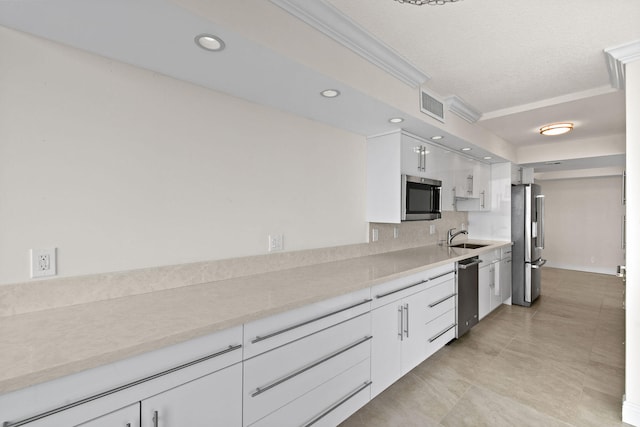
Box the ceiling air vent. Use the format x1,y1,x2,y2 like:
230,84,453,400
420,89,445,123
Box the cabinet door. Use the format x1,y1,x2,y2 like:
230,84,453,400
475,162,491,210
76,404,139,427
401,137,424,176
400,290,429,376
500,257,512,303
478,265,491,320
371,302,403,398
141,363,242,427
489,262,503,311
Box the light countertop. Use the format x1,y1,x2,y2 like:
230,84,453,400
0,240,510,395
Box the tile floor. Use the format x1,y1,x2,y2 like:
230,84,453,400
340,267,628,427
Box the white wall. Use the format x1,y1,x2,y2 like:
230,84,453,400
624,59,640,426
539,176,625,275
0,27,368,285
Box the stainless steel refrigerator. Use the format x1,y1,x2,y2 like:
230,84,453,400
511,184,546,307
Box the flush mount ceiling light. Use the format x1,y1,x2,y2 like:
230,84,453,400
195,34,225,52
389,117,404,123
539,122,574,136
483,156,492,160
320,89,341,98
430,135,444,140
394,0,462,5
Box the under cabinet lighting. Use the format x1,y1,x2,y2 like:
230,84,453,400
430,135,444,140
483,156,492,160
195,34,225,51
461,147,472,151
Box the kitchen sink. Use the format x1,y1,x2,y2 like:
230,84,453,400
449,243,488,249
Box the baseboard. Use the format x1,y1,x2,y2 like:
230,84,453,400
623,398,640,426
544,262,617,276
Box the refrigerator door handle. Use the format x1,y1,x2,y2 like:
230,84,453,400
531,258,547,269
535,195,545,249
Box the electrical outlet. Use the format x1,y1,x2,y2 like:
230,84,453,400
371,228,378,242
429,224,436,235
393,227,399,239
30,248,57,278
268,234,284,252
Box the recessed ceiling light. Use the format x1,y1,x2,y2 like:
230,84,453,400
483,156,492,160
389,117,404,123
461,147,472,151
195,34,225,52
321,89,341,98
430,135,444,140
539,122,574,136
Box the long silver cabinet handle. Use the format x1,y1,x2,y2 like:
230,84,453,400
428,270,455,281
375,280,428,299
2,344,242,427
251,336,372,397
404,304,409,338
251,299,372,344
303,381,372,427
428,293,457,308
152,411,159,427
428,324,457,343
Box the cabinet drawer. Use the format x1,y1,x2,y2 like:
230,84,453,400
244,288,371,359
479,249,500,265
371,263,454,309
249,358,370,427
243,313,371,426
422,276,456,323
424,309,456,359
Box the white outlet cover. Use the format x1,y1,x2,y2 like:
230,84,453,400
268,234,284,252
30,248,57,278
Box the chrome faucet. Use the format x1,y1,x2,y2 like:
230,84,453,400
447,228,468,245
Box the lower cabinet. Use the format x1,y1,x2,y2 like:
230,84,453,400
479,247,512,320
77,404,139,427
243,312,371,427
371,265,456,398
141,363,242,427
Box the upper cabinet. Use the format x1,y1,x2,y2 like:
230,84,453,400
367,131,492,222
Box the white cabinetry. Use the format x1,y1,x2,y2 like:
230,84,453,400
6,327,243,427
371,263,455,397
367,131,457,223
243,288,371,427
478,249,501,320
479,247,512,319
499,247,512,304
455,160,491,211
141,363,242,427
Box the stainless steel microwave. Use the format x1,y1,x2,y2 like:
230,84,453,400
401,175,442,221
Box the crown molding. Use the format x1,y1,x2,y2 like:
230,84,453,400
270,0,430,88
604,40,640,89
445,95,481,123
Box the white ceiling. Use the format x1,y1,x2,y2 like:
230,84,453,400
1,0,639,176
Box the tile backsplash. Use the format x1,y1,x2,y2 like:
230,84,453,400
0,212,467,317
369,211,469,250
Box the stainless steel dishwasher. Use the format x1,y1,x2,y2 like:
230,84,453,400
456,256,481,338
